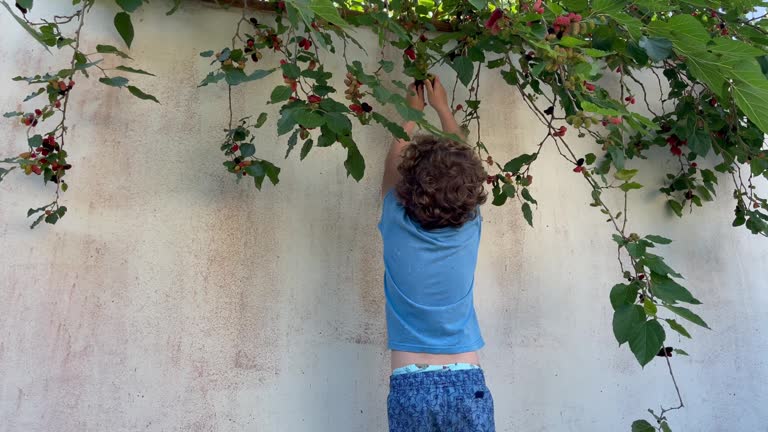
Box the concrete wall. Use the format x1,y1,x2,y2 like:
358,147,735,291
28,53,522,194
1,2,766,431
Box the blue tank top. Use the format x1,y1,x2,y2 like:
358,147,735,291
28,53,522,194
378,189,485,354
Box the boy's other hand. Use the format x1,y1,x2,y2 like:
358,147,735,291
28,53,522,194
406,83,426,112
424,76,449,114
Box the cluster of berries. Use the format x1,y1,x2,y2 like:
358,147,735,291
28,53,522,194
666,135,687,156
573,157,586,173
552,12,582,33
344,72,373,116
19,135,71,180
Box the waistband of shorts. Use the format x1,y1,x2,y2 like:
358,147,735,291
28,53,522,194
389,367,486,390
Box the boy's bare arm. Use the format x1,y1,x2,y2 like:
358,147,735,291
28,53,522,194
425,77,465,140
381,84,424,199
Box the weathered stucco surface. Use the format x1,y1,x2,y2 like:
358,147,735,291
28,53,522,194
1,2,767,431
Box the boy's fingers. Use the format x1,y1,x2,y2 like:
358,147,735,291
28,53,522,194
424,79,434,95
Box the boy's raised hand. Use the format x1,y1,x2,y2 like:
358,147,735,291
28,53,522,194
424,76,449,114
406,83,426,112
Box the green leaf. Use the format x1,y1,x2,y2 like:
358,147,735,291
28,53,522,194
468,0,487,9
340,135,365,181
625,242,646,259
521,202,533,227
198,71,224,87
581,101,622,117
256,112,268,128
28,135,43,148
645,235,672,245
631,420,656,432
239,142,256,158
309,0,350,29
0,1,51,53
99,76,129,87
650,272,700,305
492,186,507,206
591,0,624,15
96,44,132,59
300,138,313,160
451,56,474,87
629,320,665,366
732,63,768,135
4,111,24,118
115,65,155,76
502,183,516,198
673,348,689,356
610,283,639,310
263,160,280,185
285,130,299,158
643,298,657,316
614,169,638,181
116,0,142,12
612,305,645,346
639,36,672,62
16,0,32,8
503,153,537,174
114,12,134,48
642,254,682,279
620,182,643,192
295,110,325,129
325,112,352,135
558,36,586,47
665,319,691,338
668,200,683,217
521,188,537,204
696,185,713,202
372,112,409,140
271,86,293,103
281,63,301,79
127,86,159,103
687,128,711,157
200,50,214,57
664,305,710,329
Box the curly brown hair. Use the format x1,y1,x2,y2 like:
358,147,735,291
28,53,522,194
395,135,488,230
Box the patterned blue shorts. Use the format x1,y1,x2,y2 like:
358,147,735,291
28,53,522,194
388,367,495,432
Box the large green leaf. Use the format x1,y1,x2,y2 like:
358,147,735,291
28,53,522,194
96,44,132,59
610,283,639,310
325,112,352,135
116,0,142,12
639,36,672,62
612,305,645,346
687,128,711,157
295,110,325,128
521,202,533,227
115,65,155,76
732,63,768,135
99,76,129,87
451,56,474,87
127,86,159,103
309,0,350,29
339,135,365,181
664,304,710,329
628,319,665,366
503,153,537,174
114,12,135,48
665,319,691,338
631,420,656,432
271,86,293,103
650,272,700,305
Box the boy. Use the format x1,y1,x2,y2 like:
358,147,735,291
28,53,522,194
379,76,495,431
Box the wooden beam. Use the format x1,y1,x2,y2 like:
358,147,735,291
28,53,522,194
199,0,456,32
